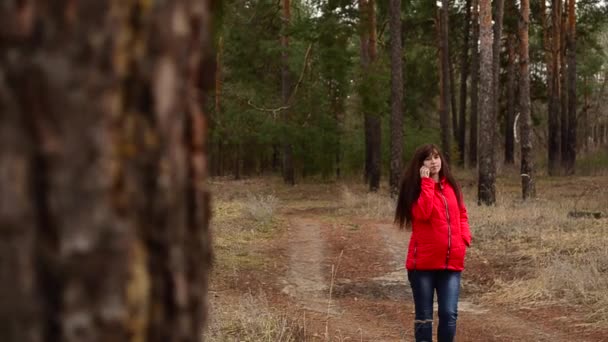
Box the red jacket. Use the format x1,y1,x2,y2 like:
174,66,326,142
405,177,472,271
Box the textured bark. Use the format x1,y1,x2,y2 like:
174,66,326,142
519,0,535,199
547,0,561,175
469,0,480,168
0,2,215,342
505,32,516,164
478,0,496,205
458,0,472,167
389,0,403,197
282,0,295,185
564,0,577,175
438,0,452,163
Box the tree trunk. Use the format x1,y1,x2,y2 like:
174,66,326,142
582,76,589,152
492,0,505,158
505,33,516,164
282,0,295,185
0,2,215,342
478,0,496,205
450,54,458,147
469,0,480,168
212,35,224,177
560,1,569,172
458,0,472,167
547,0,561,175
565,0,577,175
438,0,452,163
360,0,371,183
389,0,404,197
519,0,535,199
368,0,381,192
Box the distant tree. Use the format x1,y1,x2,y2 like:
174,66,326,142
505,31,517,164
545,0,562,175
564,0,577,175
458,0,472,166
389,0,404,197
282,0,295,185
360,0,381,191
469,0,480,168
478,0,496,205
492,0,505,157
438,0,452,163
519,0,535,199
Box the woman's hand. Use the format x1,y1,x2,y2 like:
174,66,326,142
420,166,430,178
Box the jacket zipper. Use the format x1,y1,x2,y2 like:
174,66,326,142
413,241,418,270
439,183,451,269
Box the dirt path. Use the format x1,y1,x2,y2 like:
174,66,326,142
281,217,334,314
276,208,600,341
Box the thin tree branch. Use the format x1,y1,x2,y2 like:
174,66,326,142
237,42,314,118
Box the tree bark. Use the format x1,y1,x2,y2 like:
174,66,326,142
519,0,535,199
469,0,480,168
565,0,577,175
458,0,472,167
0,2,215,342
438,0,452,163
389,0,404,197
282,0,295,185
478,0,496,205
505,32,516,164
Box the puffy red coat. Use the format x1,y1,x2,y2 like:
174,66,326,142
405,177,472,271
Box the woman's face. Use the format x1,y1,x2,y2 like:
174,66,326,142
423,151,442,175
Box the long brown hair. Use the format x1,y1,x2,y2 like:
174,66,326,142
394,144,462,229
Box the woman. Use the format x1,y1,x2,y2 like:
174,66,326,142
395,144,472,342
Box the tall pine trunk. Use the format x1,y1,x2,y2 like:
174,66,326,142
560,1,569,172
360,0,371,183
492,0,505,160
547,0,561,175
565,0,577,174
519,0,535,199
458,0,472,167
213,36,224,177
478,0,496,205
505,32,516,164
0,2,215,341
368,0,381,191
360,0,380,191
469,0,480,168
438,0,452,163
389,0,404,197
282,0,295,185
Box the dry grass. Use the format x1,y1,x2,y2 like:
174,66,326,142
466,176,608,324
242,193,280,226
208,174,608,335
204,293,304,342
339,185,395,220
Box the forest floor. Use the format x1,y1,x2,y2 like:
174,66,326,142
205,171,608,341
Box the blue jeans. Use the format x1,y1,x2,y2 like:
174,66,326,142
407,270,462,342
